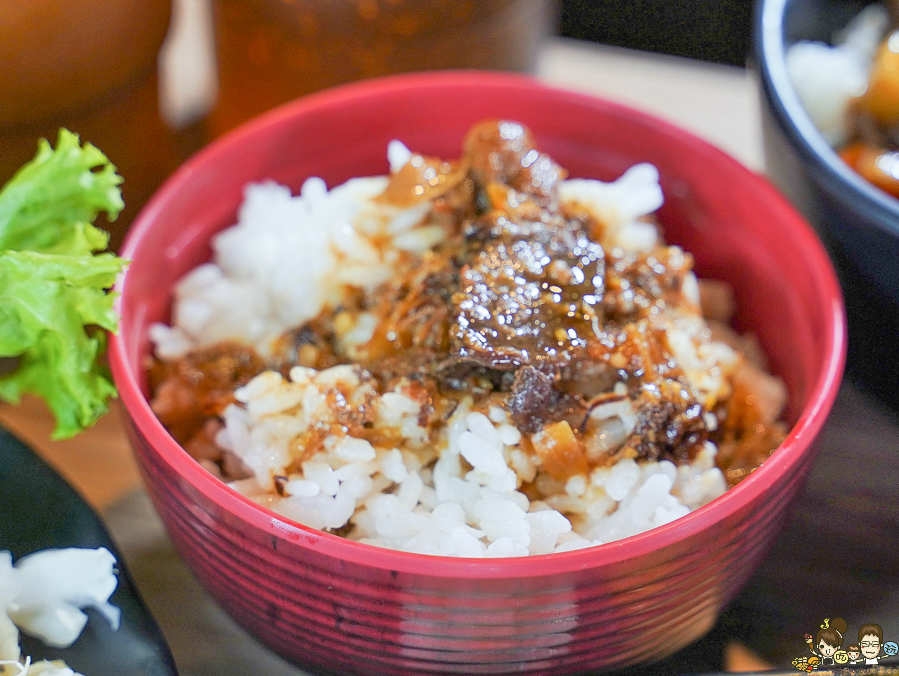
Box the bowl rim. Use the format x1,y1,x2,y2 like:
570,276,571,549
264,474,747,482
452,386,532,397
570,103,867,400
754,0,899,239
109,70,846,578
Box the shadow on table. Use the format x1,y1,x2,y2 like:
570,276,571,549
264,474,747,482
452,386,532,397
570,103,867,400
104,490,307,676
720,384,899,666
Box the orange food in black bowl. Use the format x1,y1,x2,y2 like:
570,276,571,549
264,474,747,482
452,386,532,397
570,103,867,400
755,0,899,408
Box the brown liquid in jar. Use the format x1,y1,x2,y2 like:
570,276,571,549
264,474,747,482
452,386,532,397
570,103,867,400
207,0,556,137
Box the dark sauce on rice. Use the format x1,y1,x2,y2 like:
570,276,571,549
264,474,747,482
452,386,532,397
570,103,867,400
149,120,787,495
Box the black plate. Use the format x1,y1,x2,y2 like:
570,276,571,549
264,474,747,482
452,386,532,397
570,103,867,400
0,426,178,676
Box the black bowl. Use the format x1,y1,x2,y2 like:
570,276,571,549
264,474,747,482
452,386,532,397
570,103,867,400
755,0,899,408
0,426,178,676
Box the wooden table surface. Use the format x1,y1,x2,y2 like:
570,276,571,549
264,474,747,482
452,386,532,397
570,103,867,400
4,38,897,676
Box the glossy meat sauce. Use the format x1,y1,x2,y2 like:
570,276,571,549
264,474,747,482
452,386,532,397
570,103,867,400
150,120,784,486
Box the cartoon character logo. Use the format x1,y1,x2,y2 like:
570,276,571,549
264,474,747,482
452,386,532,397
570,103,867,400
857,623,898,665
809,618,848,667
794,619,896,670
793,656,820,673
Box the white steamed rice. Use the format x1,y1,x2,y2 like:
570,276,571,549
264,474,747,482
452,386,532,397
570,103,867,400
150,142,785,557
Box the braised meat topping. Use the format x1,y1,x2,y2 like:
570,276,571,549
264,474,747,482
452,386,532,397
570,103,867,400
603,247,692,324
624,378,708,463
148,342,266,444
149,120,785,486
356,248,458,363
463,120,565,209
506,365,560,433
451,216,604,371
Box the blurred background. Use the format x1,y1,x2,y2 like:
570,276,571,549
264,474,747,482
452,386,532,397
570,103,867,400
0,0,755,252
560,0,753,65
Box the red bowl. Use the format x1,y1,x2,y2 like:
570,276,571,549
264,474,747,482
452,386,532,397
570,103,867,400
109,71,845,675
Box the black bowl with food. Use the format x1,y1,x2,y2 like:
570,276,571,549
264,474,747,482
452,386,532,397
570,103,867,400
755,0,899,407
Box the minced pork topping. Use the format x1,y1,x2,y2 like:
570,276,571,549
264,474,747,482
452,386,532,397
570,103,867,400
148,120,787,557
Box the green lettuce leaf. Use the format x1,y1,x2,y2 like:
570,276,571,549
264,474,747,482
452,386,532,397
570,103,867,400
0,130,126,438
0,128,123,256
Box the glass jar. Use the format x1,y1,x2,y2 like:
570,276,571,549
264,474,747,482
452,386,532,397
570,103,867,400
207,0,556,136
